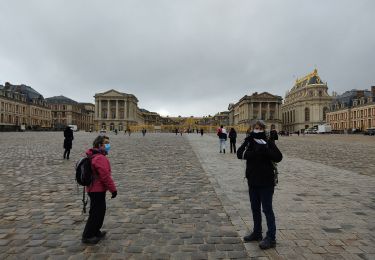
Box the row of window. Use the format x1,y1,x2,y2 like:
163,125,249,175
0,113,51,126
0,100,51,117
283,107,329,123
328,108,375,121
0,91,27,102
1,102,27,114
332,119,374,130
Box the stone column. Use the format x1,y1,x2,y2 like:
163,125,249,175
116,100,119,120
258,102,262,119
107,100,110,119
124,100,127,119
250,103,254,122
267,102,270,120
95,101,98,119
98,99,102,119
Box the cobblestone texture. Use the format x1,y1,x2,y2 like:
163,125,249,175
0,132,247,259
1,132,374,259
189,133,375,259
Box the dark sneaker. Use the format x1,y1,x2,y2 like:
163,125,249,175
96,231,107,238
243,232,263,242
81,236,101,244
259,237,276,249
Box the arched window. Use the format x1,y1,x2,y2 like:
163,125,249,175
323,107,329,121
305,107,310,122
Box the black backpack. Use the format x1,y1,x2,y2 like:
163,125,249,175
75,154,98,213
75,156,94,186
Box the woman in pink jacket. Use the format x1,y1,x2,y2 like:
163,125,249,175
82,135,117,244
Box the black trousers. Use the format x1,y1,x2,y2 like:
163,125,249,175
249,186,276,240
63,149,70,159
230,140,236,153
82,192,106,238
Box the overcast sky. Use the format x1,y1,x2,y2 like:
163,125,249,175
1,0,374,116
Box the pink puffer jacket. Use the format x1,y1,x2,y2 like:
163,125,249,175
85,148,117,193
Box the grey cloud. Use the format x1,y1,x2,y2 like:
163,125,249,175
0,0,374,116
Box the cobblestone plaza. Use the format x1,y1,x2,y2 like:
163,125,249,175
0,132,374,259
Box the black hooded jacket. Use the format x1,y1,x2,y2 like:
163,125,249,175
237,132,282,187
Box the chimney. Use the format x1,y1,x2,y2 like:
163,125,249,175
356,90,364,98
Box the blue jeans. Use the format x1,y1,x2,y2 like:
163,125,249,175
248,186,276,240
219,139,226,152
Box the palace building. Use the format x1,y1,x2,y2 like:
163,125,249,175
94,89,142,131
326,87,375,132
281,69,332,132
46,95,95,131
0,82,52,131
228,92,283,130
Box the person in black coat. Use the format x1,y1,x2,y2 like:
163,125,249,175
269,124,279,141
237,120,282,250
63,126,74,159
228,128,237,153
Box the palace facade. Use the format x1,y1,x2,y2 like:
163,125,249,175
326,87,375,132
94,89,142,131
46,96,95,131
228,92,283,130
0,82,52,131
281,69,332,132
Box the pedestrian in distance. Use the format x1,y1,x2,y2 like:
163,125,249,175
63,126,74,159
82,135,117,244
142,128,147,136
228,127,237,153
200,128,204,136
217,125,228,153
237,120,283,250
175,128,178,135
269,124,278,141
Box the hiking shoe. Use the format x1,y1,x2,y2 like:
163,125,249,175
81,236,101,244
259,237,276,249
243,232,263,242
96,231,107,238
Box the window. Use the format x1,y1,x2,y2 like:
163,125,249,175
305,107,310,121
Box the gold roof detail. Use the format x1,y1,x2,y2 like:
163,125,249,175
292,68,323,91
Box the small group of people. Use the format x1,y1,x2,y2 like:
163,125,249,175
217,125,237,154
174,128,205,136
69,121,282,250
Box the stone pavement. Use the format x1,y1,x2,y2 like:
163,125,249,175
0,132,248,259
187,133,375,259
0,132,374,259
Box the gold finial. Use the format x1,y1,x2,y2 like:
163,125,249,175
313,68,318,75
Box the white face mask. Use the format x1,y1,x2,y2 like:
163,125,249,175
253,129,264,133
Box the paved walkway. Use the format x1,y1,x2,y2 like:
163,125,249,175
0,132,374,259
0,132,248,259
187,134,375,259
